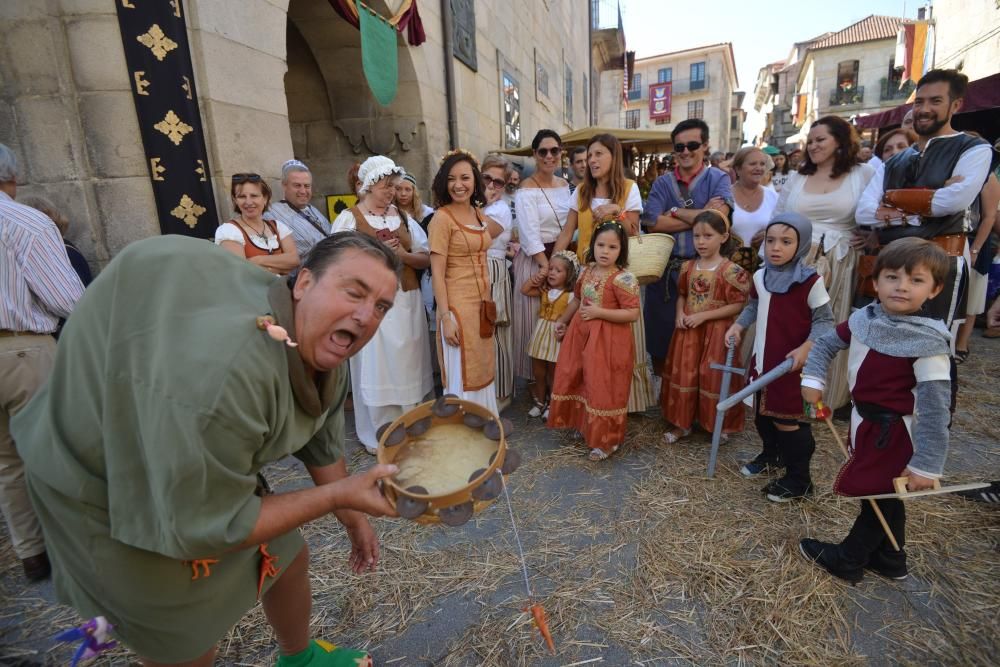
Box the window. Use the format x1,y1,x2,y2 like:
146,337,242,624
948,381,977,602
628,72,642,101
502,71,521,149
625,109,640,129
687,100,704,119
564,64,573,124
690,62,705,90
730,114,738,130
837,60,859,90
658,67,672,83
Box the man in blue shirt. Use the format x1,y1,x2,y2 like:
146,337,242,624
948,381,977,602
642,119,733,375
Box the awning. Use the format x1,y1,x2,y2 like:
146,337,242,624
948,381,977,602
855,72,1000,130
501,126,673,156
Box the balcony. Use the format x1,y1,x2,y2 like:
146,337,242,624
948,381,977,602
880,78,915,102
670,75,710,95
591,0,622,30
627,88,642,101
829,85,864,106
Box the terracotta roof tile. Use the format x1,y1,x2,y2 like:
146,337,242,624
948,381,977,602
811,15,904,50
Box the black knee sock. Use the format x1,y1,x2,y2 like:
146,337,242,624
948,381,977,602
777,424,815,490
754,414,780,461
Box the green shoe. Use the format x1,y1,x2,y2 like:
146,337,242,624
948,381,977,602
275,640,372,667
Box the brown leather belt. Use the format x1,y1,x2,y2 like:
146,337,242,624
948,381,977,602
931,233,965,257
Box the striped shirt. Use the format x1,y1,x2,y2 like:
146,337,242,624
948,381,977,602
1,191,84,333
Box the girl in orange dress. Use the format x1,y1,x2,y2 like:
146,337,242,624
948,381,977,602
547,221,640,461
662,211,750,444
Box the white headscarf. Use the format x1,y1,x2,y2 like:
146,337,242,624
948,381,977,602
357,156,404,195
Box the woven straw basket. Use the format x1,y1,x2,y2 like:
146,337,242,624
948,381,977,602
627,233,675,285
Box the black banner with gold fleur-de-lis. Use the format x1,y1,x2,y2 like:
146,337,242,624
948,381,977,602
116,0,218,238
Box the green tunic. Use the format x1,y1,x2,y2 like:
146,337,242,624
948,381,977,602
11,236,347,663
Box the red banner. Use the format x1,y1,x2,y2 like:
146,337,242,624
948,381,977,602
649,82,671,121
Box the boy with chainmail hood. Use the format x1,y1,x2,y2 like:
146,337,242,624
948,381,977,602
799,238,952,583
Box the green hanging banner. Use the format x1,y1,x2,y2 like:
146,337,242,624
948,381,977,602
358,2,398,106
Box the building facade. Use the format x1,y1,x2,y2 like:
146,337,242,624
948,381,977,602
0,0,616,269
610,43,741,153
791,15,908,140
932,0,1000,81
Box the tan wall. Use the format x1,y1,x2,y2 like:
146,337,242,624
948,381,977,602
811,40,900,121
933,0,1000,80
622,48,737,153
0,0,152,268
0,0,595,267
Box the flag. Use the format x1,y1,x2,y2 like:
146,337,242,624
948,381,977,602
899,20,933,86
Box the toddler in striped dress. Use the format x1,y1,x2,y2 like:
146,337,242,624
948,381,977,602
523,251,579,418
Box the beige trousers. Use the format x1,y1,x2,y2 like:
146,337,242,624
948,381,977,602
0,333,55,559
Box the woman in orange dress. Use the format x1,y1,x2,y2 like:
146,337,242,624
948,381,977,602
428,150,505,413
662,211,750,443
548,221,640,461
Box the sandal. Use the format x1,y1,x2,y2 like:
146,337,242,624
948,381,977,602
527,399,547,418
588,446,618,461
955,349,970,364
662,428,691,445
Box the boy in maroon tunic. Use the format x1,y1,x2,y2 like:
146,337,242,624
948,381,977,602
799,238,952,582
726,212,834,501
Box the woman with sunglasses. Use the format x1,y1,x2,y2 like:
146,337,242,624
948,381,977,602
215,173,299,275
554,133,655,412
482,154,516,410
772,115,875,410
511,130,572,382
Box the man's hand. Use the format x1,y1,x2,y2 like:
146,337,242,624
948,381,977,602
849,229,878,250
705,197,728,213
331,464,399,518
801,386,823,406
901,468,938,492
341,514,380,574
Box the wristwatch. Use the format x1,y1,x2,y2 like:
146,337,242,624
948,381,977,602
669,206,679,218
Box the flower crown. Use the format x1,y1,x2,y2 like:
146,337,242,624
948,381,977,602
551,249,580,272
439,148,480,170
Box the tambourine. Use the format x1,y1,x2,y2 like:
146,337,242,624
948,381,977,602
376,395,522,526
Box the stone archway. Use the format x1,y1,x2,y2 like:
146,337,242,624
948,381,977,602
284,0,434,207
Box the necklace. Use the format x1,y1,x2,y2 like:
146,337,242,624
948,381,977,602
240,217,270,246
362,202,391,228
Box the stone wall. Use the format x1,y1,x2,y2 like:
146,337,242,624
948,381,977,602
0,0,597,268
0,0,156,269
933,0,1000,81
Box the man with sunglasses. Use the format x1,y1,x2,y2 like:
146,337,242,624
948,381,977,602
642,119,734,376
856,69,991,331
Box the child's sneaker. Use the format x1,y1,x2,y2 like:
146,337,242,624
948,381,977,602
799,539,863,584
763,478,813,502
740,454,780,478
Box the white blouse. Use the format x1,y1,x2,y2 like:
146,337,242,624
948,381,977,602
569,182,643,213
732,187,779,246
330,207,429,253
484,199,513,259
514,186,572,256
214,219,293,252
773,163,875,260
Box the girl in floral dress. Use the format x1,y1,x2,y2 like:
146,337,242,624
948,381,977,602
662,211,750,444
